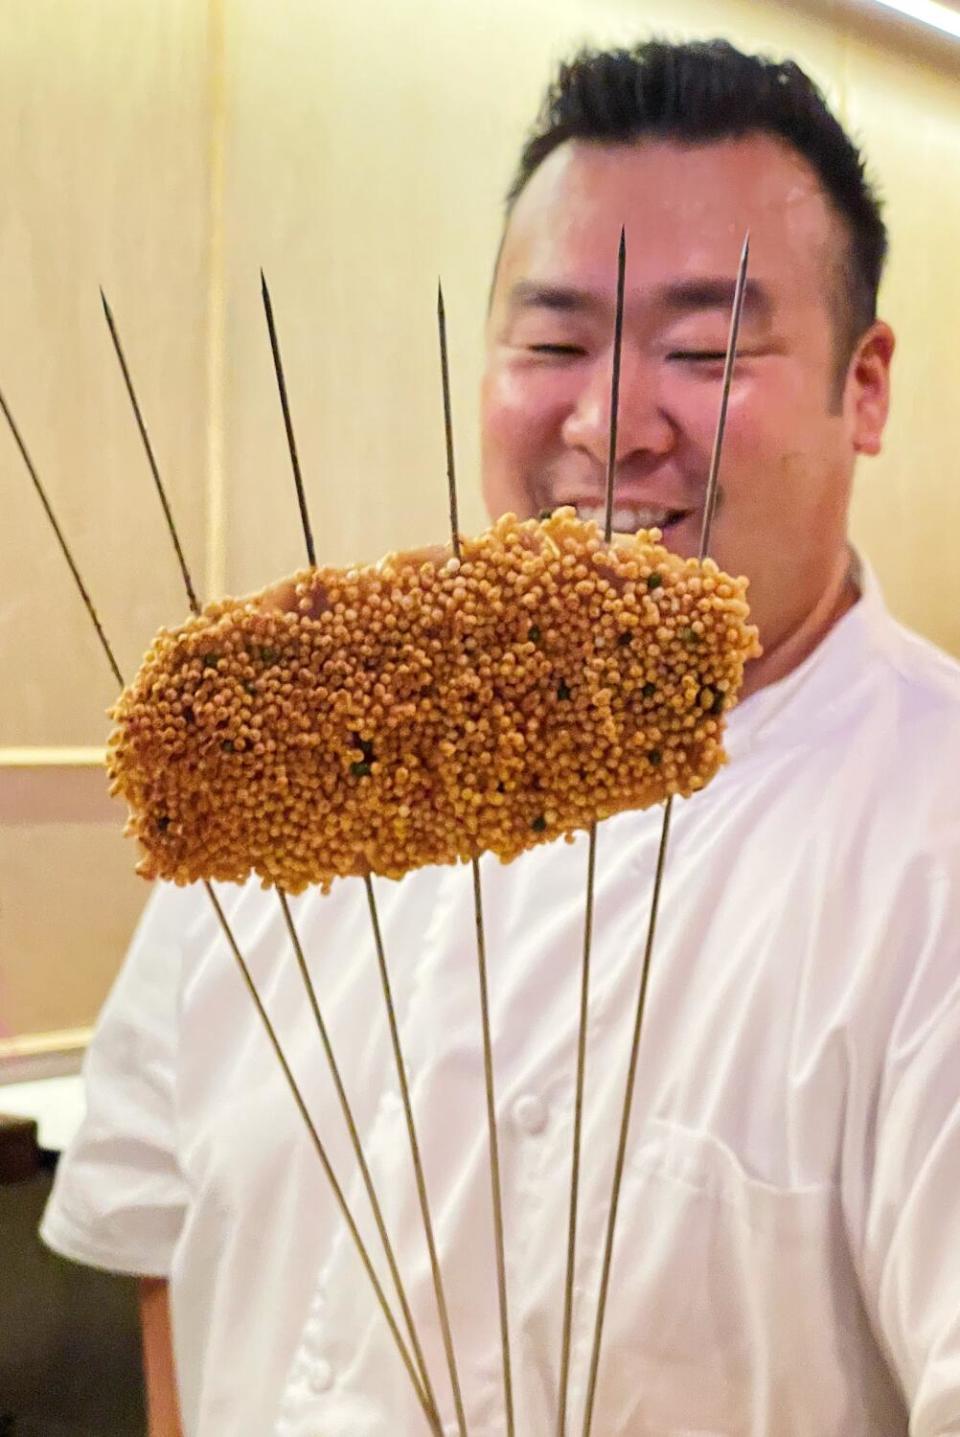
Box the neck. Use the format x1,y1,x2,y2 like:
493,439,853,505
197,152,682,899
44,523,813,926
739,550,859,701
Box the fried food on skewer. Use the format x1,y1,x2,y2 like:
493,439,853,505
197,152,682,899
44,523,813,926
106,508,759,893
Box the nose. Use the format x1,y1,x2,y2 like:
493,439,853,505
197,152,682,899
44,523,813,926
560,346,674,469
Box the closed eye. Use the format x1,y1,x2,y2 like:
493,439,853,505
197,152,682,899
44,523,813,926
667,350,733,363
528,343,586,357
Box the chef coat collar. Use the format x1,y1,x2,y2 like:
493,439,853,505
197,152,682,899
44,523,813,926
723,548,888,763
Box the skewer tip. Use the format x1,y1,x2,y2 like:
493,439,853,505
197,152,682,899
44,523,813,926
437,280,445,317
618,224,626,258
260,268,270,299
99,286,113,321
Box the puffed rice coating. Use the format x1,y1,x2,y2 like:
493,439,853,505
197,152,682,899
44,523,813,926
106,508,760,893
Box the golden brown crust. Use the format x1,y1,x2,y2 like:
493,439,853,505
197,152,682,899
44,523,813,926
107,509,759,893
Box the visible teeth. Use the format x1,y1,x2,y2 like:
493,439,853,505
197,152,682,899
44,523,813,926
574,504,680,533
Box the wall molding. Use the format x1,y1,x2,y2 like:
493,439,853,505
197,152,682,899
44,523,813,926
0,747,106,768
0,1026,92,1084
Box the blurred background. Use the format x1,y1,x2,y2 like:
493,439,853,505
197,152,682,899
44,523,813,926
0,1,957,1429
1,0,958,1094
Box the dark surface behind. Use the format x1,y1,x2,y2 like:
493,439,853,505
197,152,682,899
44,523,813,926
0,1161,144,1436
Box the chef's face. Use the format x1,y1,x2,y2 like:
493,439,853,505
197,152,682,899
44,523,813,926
482,135,892,657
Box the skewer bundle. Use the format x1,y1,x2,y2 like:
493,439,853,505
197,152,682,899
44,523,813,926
5,232,753,1436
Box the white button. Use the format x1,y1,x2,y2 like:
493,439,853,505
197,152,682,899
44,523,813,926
513,1093,548,1135
309,1358,334,1394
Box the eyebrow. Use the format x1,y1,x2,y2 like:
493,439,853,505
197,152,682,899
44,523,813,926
507,281,602,315
506,276,773,321
657,277,773,320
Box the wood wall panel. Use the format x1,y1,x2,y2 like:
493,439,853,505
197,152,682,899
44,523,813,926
2,0,959,1039
843,39,960,655
1,0,211,1037
0,0,212,749
0,769,148,1036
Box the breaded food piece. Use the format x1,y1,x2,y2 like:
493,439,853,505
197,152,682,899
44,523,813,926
107,509,760,893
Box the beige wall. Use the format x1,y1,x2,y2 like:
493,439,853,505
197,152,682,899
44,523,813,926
1,0,214,1040
2,0,959,1040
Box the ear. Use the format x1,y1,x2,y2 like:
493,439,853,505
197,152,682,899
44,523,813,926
846,321,895,457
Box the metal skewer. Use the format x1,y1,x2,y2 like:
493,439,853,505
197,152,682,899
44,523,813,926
0,388,123,689
18,216,749,1430
261,270,316,567
580,232,751,1437
438,281,516,1437
260,273,463,1435
201,883,438,1434
0,388,436,1430
363,872,469,1435
277,890,441,1427
602,230,628,546
100,293,442,1431
100,290,200,614
556,225,626,1437
438,286,460,550
699,236,751,561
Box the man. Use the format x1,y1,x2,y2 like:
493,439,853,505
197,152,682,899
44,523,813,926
42,38,960,1436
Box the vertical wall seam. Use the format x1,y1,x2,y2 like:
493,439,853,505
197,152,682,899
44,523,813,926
205,0,227,599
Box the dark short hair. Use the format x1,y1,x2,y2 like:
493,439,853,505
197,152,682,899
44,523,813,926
507,39,887,368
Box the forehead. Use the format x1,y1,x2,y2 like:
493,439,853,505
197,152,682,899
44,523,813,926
495,135,840,309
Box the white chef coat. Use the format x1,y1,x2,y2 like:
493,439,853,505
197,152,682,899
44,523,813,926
41,564,960,1437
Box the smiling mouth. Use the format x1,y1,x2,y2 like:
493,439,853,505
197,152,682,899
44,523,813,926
564,501,694,535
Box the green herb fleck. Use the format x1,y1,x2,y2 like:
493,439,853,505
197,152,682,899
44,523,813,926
556,679,572,701
531,814,547,833
680,627,700,646
642,682,656,698
351,732,376,763
647,749,662,766
528,625,541,644
202,653,221,669
157,815,171,832
646,573,663,591
350,761,372,778
243,681,257,697
221,740,235,753
617,631,632,647
259,646,279,665
538,507,554,521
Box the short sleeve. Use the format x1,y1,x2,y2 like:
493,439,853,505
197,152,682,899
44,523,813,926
40,881,203,1278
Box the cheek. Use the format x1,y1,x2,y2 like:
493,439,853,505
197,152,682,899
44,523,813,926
480,363,572,509
719,389,782,473
712,382,845,533
672,369,811,480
